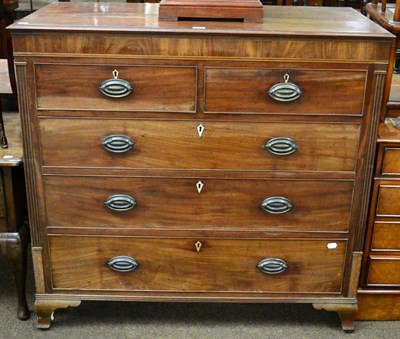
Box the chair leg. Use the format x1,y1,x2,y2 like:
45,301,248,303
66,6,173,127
11,223,30,320
0,101,8,148
0,223,30,320
395,57,400,74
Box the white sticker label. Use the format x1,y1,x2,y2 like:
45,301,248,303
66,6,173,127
327,243,337,249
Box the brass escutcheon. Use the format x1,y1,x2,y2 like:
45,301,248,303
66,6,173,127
283,73,290,83
196,181,204,194
195,241,202,252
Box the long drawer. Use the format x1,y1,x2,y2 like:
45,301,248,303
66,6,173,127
39,118,360,172
34,63,197,113
48,236,347,293
204,67,367,115
43,176,353,232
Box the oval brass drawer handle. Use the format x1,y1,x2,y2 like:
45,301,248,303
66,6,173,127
257,258,288,275
268,73,302,102
265,137,298,156
108,256,139,273
99,70,133,98
101,134,135,154
104,194,137,212
261,196,292,214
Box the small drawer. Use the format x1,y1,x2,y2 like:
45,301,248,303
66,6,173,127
371,222,400,250
376,184,400,217
39,118,360,172
367,256,400,286
204,67,366,115
381,147,400,176
44,176,354,233
49,235,347,293
34,63,197,113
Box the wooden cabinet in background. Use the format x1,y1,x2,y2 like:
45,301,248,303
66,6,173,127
357,122,400,320
8,2,393,331
0,113,29,321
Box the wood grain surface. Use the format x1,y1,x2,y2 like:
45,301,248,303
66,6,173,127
49,235,347,293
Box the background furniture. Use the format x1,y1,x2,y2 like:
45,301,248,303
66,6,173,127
366,0,400,73
0,59,11,148
355,0,400,321
0,113,29,320
0,0,18,111
0,0,30,321
9,2,392,331
13,0,367,17
357,120,400,320
385,73,400,117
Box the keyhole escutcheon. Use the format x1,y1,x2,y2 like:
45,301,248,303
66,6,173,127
195,241,203,252
197,124,205,138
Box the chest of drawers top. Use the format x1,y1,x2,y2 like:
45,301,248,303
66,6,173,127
9,2,393,61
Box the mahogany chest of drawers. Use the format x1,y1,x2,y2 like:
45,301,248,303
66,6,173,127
8,2,393,331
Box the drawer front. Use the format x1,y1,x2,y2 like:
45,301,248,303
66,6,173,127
367,256,400,286
44,176,354,232
35,64,197,113
204,67,366,115
381,148,400,176
376,184,400,217
371,222,400,250
39,118,360,172
49,236,346,293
